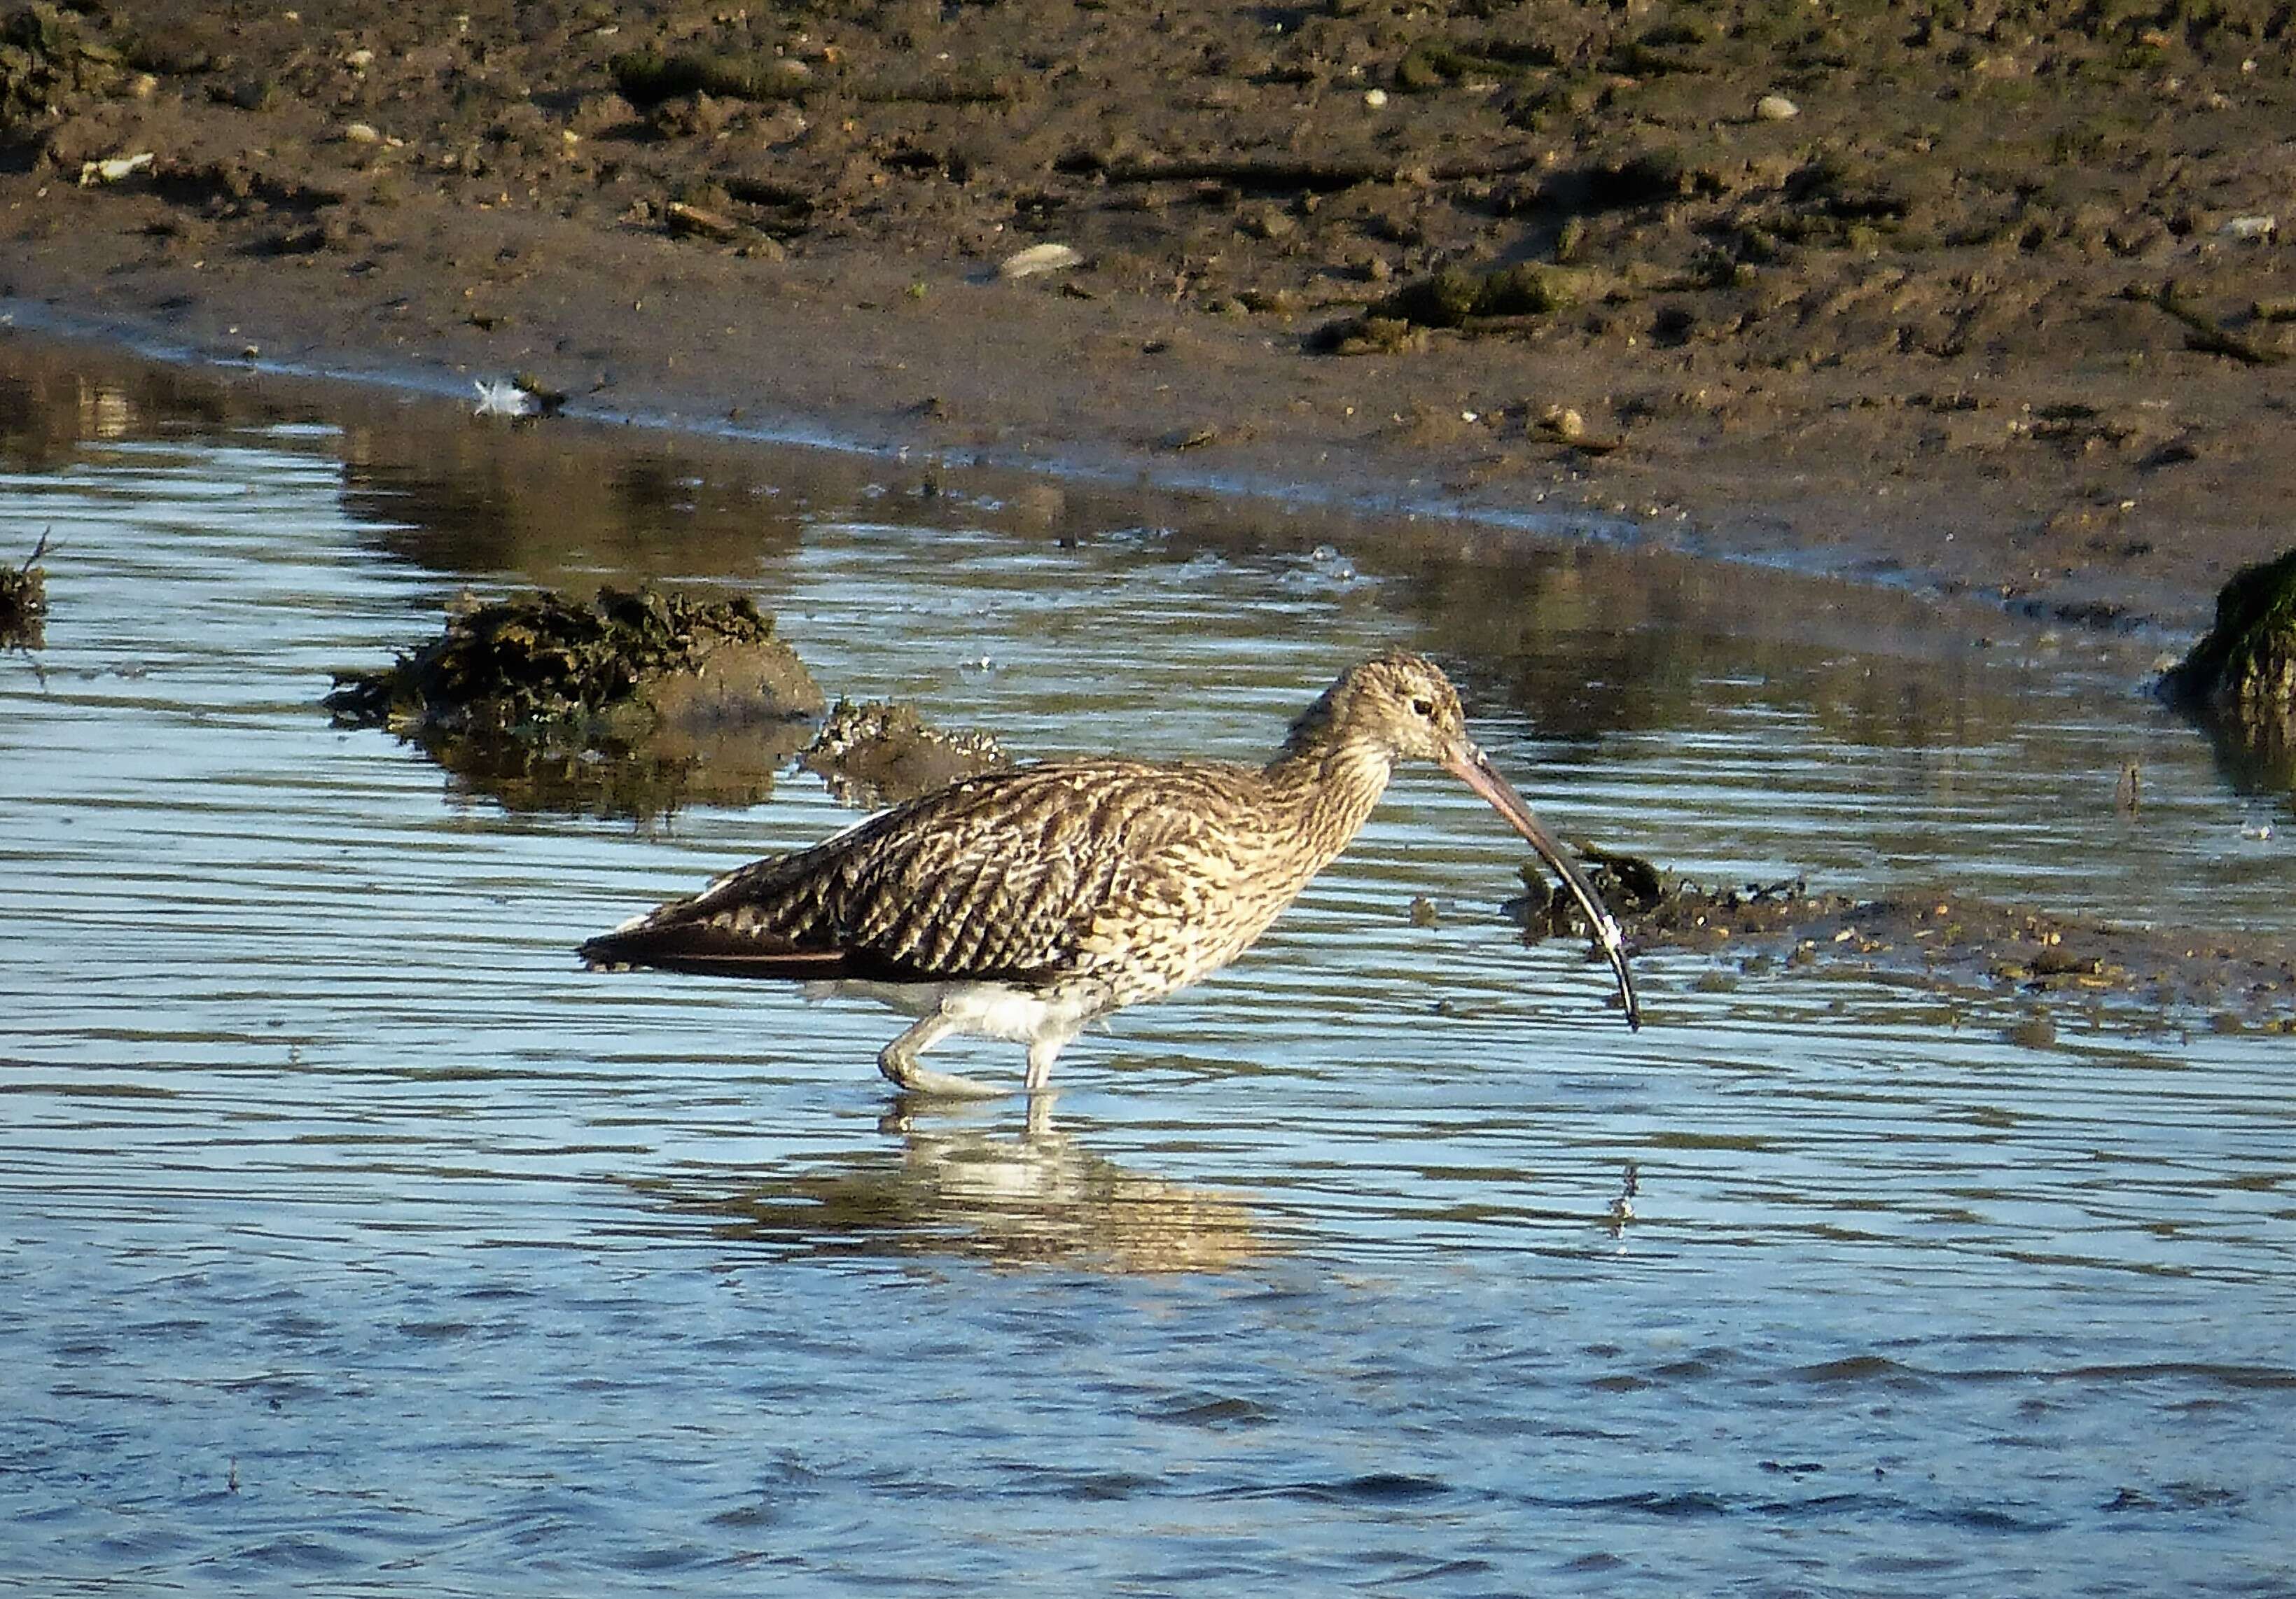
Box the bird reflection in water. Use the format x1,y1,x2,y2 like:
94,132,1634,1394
632,1095,1273,1275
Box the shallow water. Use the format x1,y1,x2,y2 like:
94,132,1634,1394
3,367,2292,1597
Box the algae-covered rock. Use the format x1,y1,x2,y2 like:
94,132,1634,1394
1508,852,2296,1028
0,4,127,131
326,585,823,818
2159,545,2296,788
0,532,46,648
800,697,1010,809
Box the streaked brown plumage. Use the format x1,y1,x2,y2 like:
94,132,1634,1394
580,650,1638,1096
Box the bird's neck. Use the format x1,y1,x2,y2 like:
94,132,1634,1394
1262,737,1396,862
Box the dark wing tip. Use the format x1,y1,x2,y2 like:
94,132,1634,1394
576,933,633,971
576,917,851,982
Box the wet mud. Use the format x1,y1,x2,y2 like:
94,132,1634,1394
3,1,2293,631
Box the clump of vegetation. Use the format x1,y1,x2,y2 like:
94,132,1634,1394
326,586,823,819
326,585,817,734
0,531,47,648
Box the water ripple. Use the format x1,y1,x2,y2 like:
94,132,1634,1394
1,421,2290,1596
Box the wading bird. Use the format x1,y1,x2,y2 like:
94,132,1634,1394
580,650,1638,1096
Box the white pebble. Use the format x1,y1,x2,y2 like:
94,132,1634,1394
78,152,153,186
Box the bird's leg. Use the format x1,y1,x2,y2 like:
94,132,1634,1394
1022,1035,1063,1094
877,1012,1006,1098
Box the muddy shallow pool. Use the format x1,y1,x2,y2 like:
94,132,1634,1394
2,370,2291,1595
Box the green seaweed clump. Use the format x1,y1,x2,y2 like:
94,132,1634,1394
0,3,126,129
326,585,811,733
2159,545,2296,788
325,585,823,819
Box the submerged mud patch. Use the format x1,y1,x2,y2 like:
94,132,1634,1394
325,584,821,819
1515,856,2296,1033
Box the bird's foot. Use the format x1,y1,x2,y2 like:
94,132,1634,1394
877,1048,1008,1099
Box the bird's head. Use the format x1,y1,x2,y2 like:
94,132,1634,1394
1289,649,1642,1030
1283,649,1473,767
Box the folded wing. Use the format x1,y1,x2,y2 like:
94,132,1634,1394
577,761,1229,986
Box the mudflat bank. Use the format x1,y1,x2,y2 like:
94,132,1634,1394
3,0,2292,633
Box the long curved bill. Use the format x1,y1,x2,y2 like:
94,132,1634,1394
1441,741,1641,1031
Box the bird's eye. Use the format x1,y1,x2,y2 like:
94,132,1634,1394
1410,696,1436,718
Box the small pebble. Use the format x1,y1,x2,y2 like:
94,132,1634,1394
1540,405,1587,442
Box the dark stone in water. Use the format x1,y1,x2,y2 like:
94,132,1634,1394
2158,545,2296,789
799,697,1010,809
0,532,46,648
